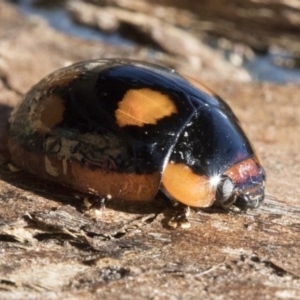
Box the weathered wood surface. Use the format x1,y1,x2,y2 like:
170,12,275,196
0,1,300,299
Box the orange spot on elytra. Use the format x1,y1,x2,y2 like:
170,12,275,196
37,95,65,132
162,162,215,207
115,88,177,127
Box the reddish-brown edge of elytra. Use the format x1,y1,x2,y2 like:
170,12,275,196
224,158,262,185
70,162,161,201
7,138,161,202
183,75,217,97
161,162,215,207
115,88,178,127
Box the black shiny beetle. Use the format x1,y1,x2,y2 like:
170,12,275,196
7,59,265,228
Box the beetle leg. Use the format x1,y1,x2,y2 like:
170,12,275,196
219,191,238,210
168,204,191,229
83,196,107,219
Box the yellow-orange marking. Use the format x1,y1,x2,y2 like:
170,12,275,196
115,88,177,127
162,162,215,207
37,95,65,132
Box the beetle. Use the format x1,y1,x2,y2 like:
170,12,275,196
7,59,265,228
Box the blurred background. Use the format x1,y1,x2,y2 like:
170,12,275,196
8,0,300,84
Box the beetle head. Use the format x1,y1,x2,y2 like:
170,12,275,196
216,159,266,210
216,176,265,210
